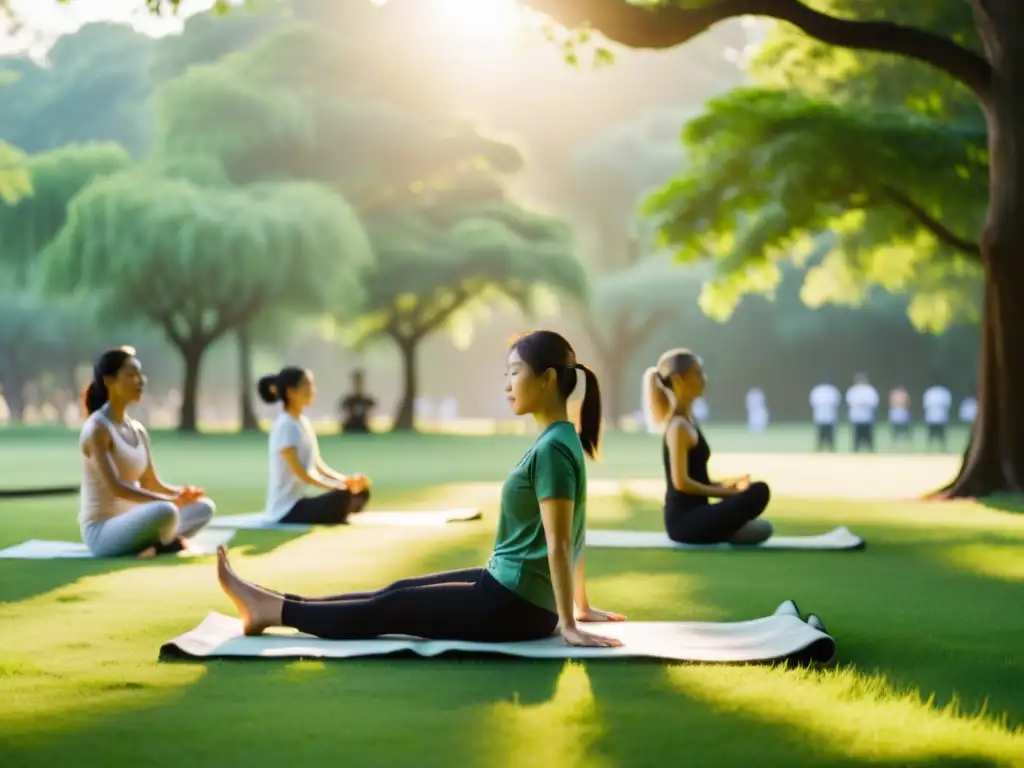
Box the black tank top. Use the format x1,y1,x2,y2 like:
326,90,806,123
663,421,711,512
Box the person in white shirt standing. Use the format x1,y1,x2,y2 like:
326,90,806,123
888,386,912,446
923,383,953,450
746,387,769,433
809,380,841,451
845,374,879,452
258,366,372,525
959,395,978,424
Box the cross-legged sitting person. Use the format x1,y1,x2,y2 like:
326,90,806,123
217,330,625,647
79,346,216,558
643,348,773,546
258,366,371,525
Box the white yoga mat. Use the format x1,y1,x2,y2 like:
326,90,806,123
0,528,235,560
584,526,865,551
159,600,835,665
207,509,482,532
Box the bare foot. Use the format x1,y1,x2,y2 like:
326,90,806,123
216,546,282,636
138,546,158,559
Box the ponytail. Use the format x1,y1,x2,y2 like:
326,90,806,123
642,366,673,433
575,363,602,459
256,366,308,407
81,380,109,416
256,375,281,404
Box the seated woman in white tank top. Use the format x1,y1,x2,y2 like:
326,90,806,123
79,346,216,558
258,366,371,525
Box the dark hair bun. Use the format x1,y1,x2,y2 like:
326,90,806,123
256,375,280,404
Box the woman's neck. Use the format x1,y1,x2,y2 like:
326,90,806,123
673,398,694,420
105,400,127,423
285,404,303,419
533,402,569,432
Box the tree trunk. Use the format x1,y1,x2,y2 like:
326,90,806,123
935,3,1024,498
237,324,260,432
391,335,418,432
595,343,627,429
0,376,26,422
178,342,206,434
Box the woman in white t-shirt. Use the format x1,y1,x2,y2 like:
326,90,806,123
257,366,371,525
78,346,216,558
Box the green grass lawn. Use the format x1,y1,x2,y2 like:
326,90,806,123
2,428,1023,767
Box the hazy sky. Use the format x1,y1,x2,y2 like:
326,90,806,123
0,0,232,57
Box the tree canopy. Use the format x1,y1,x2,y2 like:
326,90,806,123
644,87,986,332
40,167,373,430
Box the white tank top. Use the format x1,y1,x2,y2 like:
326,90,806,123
78,411,151,528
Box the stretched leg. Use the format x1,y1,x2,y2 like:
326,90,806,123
83,501,179,558
217,548,556,642
283,568,483,603
667,482,772,545
281,490,351,525
176,497,216,538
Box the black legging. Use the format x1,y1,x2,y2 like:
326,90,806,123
665,482,771,545
280,489,371,525
281,567,559,642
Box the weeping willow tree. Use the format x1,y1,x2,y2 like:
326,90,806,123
40,168,372,432
0,142,131,287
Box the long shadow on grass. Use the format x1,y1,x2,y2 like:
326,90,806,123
582,664,1014,767
580,523,1024,730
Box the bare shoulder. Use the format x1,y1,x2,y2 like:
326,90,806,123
80,412,111,455
666,415,697,448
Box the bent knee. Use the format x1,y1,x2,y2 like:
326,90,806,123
152,501,179,524
190,497,217,522
749,481,771,505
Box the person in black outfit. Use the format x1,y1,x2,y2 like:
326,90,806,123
339,370,376,434
642,348,773,545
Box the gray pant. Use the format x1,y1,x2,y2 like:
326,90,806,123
82,498,216,557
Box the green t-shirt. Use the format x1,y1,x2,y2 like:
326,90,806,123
486,421,587,612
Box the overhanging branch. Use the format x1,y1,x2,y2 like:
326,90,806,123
524,0,994,105
877,185,981,259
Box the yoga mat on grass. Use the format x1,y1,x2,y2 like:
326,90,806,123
585,526,865,551
159,600,836,665
0,528,235,559
207,509,482,532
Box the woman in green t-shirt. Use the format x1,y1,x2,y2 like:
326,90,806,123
215,330,625,648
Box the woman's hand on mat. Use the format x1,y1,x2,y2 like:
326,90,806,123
561,625,623,648
575,606,627,623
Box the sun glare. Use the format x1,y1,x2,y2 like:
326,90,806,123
433,0,522,46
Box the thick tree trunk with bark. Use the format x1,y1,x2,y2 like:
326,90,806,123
237,325,260,432
935,0,1024,497
391,334,418,432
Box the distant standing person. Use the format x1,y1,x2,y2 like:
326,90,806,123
923,383,953,450
888,387,912,446
78,346,216,558
692,396,709,423
745,387,769,433
809,380,841,451
959,395,978,424
845,374,879,452
339,370,376,434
